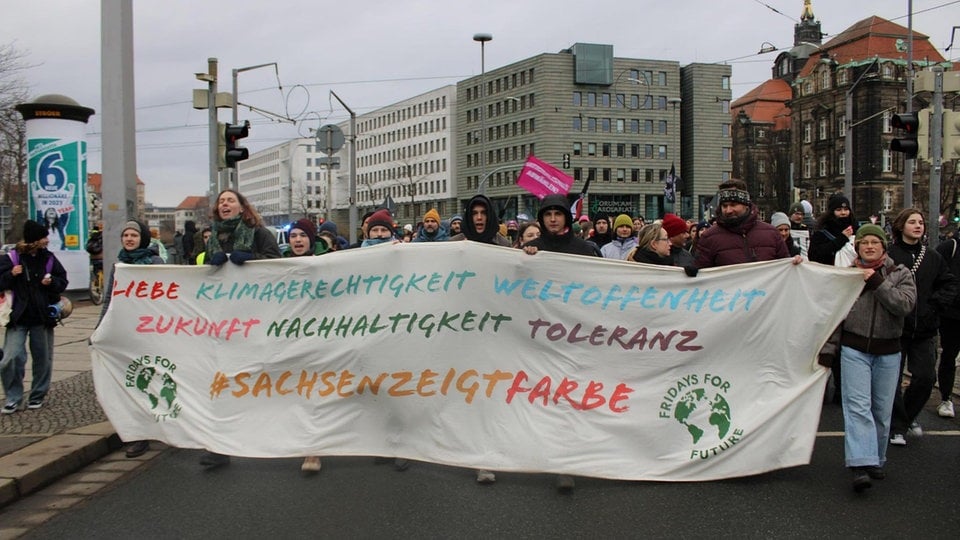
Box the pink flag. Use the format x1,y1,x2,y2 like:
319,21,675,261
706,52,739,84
515,155,574,199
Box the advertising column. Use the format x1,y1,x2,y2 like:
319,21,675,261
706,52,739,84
16,94,96,290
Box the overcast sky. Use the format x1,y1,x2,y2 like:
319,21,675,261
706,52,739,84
3,0,958,208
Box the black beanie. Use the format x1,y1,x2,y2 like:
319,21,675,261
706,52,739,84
23,220,49,243
828,193,851,213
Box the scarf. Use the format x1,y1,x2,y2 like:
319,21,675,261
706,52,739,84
854,253,886,271
208,216,255,255
118,248,157,264
362,237,392,248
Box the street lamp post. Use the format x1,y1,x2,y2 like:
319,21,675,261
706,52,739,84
231,62,279,190
474,33,492,194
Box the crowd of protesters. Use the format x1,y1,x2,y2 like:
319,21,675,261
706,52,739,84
9,177,960,497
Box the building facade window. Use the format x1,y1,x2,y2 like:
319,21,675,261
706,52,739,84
819,118,828,140
803,122,812,143
883,149,892,172
818,155,827,177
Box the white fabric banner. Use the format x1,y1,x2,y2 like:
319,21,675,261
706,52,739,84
91,243,863,481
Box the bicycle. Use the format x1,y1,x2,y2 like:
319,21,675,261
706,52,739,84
89,257,104,305
86,230,105,305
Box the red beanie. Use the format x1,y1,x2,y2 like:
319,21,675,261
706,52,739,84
662,213,687,238
366,209,395,235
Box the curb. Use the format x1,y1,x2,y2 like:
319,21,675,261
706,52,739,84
0,422,119,508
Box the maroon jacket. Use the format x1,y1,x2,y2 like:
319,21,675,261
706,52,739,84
695,206,789,268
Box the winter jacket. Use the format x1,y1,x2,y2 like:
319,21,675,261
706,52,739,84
888,241,957,339
935,238,960,321
671,245,695,267
819,257,916,365
526,194,598,257
601,236,638,260
694,205,789,268
0,248,68,328
808,216,853,266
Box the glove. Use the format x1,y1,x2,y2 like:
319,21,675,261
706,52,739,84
229,251,254,265
817,354,834,368
208,252,227,266
683,266,699,277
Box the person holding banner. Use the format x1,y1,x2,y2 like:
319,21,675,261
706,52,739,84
205,189,282,266
818,224,916,492
449,195,511,247
523,194,597,258
522,193,599,492
95,219,164,457
200,190,281,469
627,223,673,265
0,220,68,415
694,180,794,268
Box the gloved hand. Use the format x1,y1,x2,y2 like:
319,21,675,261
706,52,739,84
229,251,254,265
683,266,699,277
208,252,227,266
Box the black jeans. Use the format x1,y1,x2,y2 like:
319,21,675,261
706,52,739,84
891,335,937,434
938,317,960,401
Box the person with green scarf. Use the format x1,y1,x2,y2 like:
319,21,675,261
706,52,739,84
205,189,281,265
200,189,280,470
96,218,164,459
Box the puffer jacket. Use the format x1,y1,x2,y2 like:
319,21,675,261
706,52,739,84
694,205,789,268
600,236,638,260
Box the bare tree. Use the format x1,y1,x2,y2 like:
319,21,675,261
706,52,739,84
0,42,31,243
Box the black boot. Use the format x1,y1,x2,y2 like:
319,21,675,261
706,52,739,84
851,468,872,493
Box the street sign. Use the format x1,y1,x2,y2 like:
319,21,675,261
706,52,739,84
316,124,345,155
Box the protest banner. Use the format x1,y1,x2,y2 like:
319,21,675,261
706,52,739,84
91,243,862,481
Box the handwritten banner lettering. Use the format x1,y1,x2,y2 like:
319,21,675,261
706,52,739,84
91,243,863,481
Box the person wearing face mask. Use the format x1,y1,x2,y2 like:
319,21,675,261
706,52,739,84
95,219,163,457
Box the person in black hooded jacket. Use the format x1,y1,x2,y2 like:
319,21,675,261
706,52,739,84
523,194,597,257
448,194,512,246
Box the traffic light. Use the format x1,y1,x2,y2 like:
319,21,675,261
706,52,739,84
890,112,919,159
944,110,960,161
562,153,571,169
218,121,250,169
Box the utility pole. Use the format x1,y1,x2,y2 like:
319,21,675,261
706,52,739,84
904,0,914,208
929,67,944,249
195,59,218,201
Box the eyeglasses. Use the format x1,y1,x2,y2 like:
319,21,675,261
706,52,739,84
655,237,670,242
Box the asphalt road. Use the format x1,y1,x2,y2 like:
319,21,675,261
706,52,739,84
20,401,960,539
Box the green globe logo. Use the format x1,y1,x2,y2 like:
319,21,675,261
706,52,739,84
673,388,732,444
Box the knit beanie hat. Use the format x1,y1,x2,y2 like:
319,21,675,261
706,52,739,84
855,224,887,248
661,213,687,237
717,186,751,205
450,214,463,225
290,218,317,251
23,220,49,243
366,209,395,235
499,223,508,237
424,208,441,223
788,202,804,215
123,219,152,249
828,193,851,212
613,214,633,230
770,212,791,229
318,220,338,236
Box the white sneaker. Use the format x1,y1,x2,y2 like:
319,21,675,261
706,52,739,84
890,433,907,446
908,421,923,437
938,400,955,418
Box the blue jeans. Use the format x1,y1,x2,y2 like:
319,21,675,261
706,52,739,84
1,324,53,405
840,346,900,468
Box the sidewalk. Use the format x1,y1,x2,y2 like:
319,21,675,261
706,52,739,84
0,298,120,508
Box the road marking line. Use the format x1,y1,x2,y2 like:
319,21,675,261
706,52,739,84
817,430,960,437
